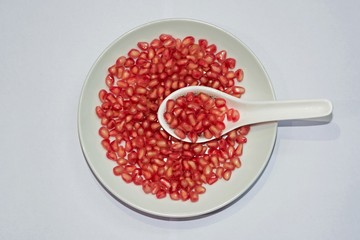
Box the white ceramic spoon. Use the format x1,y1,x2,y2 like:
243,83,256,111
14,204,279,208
157,86,333,143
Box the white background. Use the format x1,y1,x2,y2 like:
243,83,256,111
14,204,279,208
1,0,359,239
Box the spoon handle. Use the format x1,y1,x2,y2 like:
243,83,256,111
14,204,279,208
239,99,333,125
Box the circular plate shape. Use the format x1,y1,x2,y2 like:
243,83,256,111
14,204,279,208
78,19,277,219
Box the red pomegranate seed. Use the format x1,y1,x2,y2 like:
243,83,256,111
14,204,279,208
121,172,132,183
113,166,124,176
106,151,117,161
174,129,186,139
95,34,249,202
170,192,180,201
128,49,140,58
179,189,189,201
95,106,105,118
189,191,199,202
223,170,232,181
215,50,227,62
150,39,162,48
207,175,218,185
215,98,226,107
98,126,109,139
231,157,241,168
101,139,111,151
232,109,240,121
105,74,114,87
159,34,172,41
182,36,195,46
198,39,208,48
235,69,244,81
225,58,236,69
137,42,149,50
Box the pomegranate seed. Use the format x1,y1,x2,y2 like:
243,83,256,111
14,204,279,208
225,58,236,69
215,50,227,62
113,166,124,175
235,69,244,81
207,175,218,185
128,49,140,58
98,127,109,139
231,157,241,168
223,170,232,181
101,139,111,151
189,191,199,202
182,36,195,46
232,109,240,121
179,189,189,201
170,192,180,201
95,106,105,118
159,34,172,41
206,44,217,54
105,74,114,87
198,39,208,49
215,98,226,107
235,144,243,156
150,39,162,48
121,172,132,183
227,108,234,121
174,129,186,139
106,151,117,161
115,56,126,66
137,42,149,50
142,181,152,194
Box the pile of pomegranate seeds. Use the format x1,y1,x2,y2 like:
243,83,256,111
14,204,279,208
164,92,240,143
96,34,249,202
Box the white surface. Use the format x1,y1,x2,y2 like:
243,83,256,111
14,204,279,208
0,0,359,239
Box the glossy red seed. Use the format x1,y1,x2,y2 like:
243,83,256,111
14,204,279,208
121,172,132,183
95,106,105,118
207,175,218,185
225,58,236,69
159,34,172,41
232,109,240,121
223,170,232,181
198,39,208,48
115,56,126,66
189,191,199,202
105,74,114,87
98,89,107,102
235,69,244,81
106,151,117,161
150,39,162,48
98,127,109,139
113,166,124,176
235,144,243,156
215,50,227,62
174,129,186,139
182,36,195,46
128,49,140,58
170,192,180,201
206,44,217,54
215,98,226,107
101,139,111,151
137,42,149,50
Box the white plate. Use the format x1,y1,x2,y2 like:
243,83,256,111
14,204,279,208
78,19,277,219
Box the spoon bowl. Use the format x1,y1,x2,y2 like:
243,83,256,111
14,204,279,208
158,86,333,143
